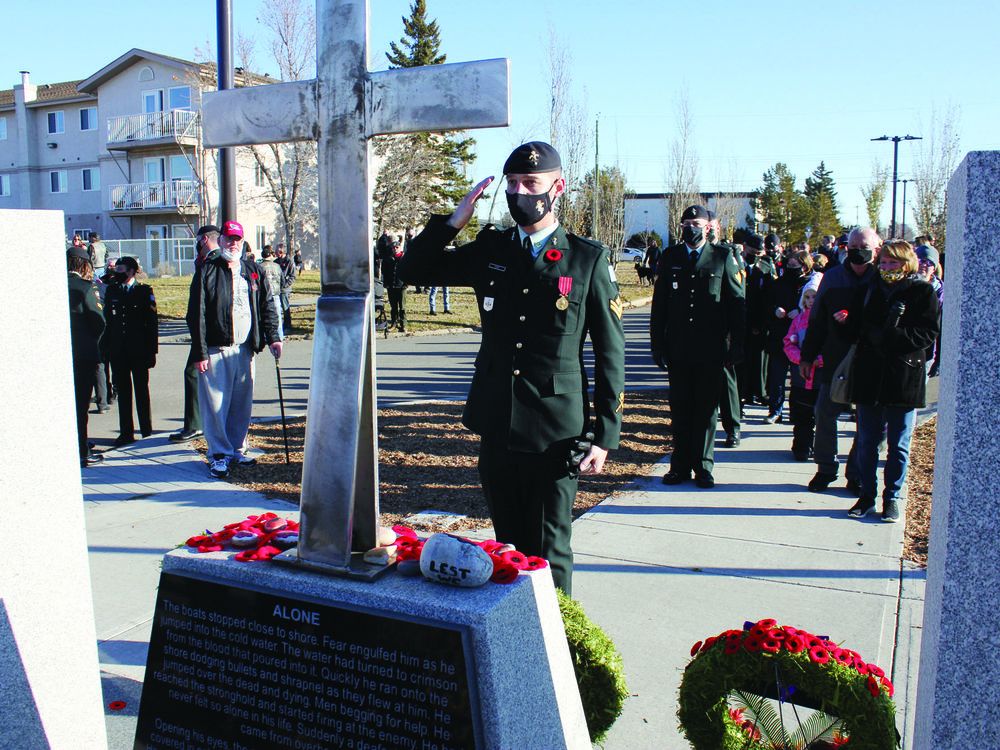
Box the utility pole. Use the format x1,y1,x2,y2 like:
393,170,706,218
871,134,921,238
216,0,237,223
593,116,599,242
901,179,911,239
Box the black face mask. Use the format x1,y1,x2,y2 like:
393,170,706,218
681,225,704,248
847,247,875,265
707,229,717,244
785,265,803,278
506,189,553,227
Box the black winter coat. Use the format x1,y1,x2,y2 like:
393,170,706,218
850,275,940,409
764,270,808,352
68,273,106,365
801,263,877,382
102,282,158,367
186,257,280,361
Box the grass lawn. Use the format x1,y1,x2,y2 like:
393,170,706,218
151,267,654,336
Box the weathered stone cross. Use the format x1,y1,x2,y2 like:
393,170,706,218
201,0,509,575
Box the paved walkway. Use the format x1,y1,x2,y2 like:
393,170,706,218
85,346,927,749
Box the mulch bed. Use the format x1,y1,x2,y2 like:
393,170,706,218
199,393,936,565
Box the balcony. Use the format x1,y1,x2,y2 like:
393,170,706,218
106,110,200,148
109,180,200,214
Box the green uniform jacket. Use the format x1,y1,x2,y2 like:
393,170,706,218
650,242,746,364
68,272,106,364
398,216,626,453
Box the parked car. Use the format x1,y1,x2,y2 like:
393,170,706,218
617,247,645,264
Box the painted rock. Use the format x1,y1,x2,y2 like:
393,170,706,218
363,544,397,566
272,530,299,548
231,530,260,548
419,533,493,588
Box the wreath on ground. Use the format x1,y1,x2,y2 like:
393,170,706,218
558,590,629,746
678,618,898,749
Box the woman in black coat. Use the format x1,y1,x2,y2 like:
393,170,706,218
847,240,939,522
102,256,158,447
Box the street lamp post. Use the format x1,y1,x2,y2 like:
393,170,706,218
871,134,921,238
901,179,911,240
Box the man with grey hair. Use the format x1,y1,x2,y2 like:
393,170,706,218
799,226,880,493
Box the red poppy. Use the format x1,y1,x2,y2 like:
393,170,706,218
490,562,518,584
832,733,850,746
767,628,786,640
880,676,894,697
501,550,529,570
728,707,744,723
866,675,880,697
251,272,259,281
808,645,831,664
196,544,224,553
832,648,854,666
690,641,703,657
392,524,418,539
761,638,782,654
866,664,885,678
544,248,563,262
723,641,742,655
784,635,807,653
853,658,870,675
756,618,778,629
524,556,548,570
186,535,211,547
108,701,127,711
743,636,762,653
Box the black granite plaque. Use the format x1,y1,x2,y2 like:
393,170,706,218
134,572,477,750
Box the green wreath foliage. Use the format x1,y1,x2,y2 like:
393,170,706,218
677,619,898,750
558,589,629,745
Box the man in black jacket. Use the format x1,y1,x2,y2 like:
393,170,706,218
68,247,106,466
187,220,282,478
103,256,158,448
799,227,879,493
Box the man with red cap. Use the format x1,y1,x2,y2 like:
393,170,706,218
186,220,282,478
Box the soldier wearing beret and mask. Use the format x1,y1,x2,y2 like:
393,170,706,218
398,141,626,595
650,204,746,488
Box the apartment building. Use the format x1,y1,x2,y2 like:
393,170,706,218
0,49,285,272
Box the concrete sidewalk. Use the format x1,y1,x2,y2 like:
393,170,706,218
574,402,925,749
84,404,924,749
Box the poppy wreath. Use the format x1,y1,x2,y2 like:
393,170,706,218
185,513,300,562
677,618,898,750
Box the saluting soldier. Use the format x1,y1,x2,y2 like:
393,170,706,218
398,141,625,596
650,205,746,488
103,256,159,448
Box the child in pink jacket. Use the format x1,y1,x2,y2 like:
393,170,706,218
783,273,823,460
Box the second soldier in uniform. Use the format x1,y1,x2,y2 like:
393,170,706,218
650,205,746,488
399,141,625,595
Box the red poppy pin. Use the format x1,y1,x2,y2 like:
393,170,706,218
251,272,259,281
544,248,562,262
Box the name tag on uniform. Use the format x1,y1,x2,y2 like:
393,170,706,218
608,265,617,283
483,297,494,312
488,263,506,272
672,281,678,289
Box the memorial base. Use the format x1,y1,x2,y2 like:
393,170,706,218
134,549,589,750
272,547,393,581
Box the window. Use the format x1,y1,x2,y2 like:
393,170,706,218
82,168,100,191
142,90,164,113
169,155,192,181
0,174,10,197
255,226,267,252
168,86,191,110
49,170,67,193
80,107,97,131
0,117,6,140
73,228,93,241
47,111,64,134
254,162,267,187
138,66,155,83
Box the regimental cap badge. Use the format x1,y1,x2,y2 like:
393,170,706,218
616,392,625,413
528,149,540,166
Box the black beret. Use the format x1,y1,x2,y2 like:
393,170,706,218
503,141,561,175
197,224,220,236
117,256,139,272
837,233,849,246
680,205,710,222
764,232,782,249
744,234,764,251
67,247,90,262
707,209,717,221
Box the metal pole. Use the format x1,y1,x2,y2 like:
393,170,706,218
889,137,899,239
216,0,237,223
275,359,291,464
901,179,909,240
593,116,599,241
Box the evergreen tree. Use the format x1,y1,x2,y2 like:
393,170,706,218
803,161,841,240
755,163,810,242
374,1,474,236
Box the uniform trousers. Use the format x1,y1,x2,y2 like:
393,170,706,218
387,288,406,328
478,440,578,596
789,386,817,456
741,333,768,401
182,353,202,433
719,364,741,434
73,360,100,459
94,360,113,408
766,349,791,418
198,343,255,459
111,359,152,438
668,360,723,474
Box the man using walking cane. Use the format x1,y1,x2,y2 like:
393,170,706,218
274,358,291,464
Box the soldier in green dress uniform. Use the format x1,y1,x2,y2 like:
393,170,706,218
650,205,746,488
398,141,625,595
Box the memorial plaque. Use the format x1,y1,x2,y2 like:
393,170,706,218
135,573,479,750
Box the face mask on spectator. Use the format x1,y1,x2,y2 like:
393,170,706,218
220,248,238,262
880,268,906,284
847,246,874,265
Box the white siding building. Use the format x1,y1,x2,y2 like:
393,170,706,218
0,50,289,273
624,192,759,246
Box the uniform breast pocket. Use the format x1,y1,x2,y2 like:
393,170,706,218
705,272,722,298
548,282,583,335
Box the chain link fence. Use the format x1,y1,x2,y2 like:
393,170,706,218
103,238,198,278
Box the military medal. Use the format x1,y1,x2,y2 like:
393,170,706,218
556,276,572,310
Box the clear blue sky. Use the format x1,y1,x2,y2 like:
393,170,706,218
4,0,998,227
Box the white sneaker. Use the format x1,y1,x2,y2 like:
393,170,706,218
209,455,230,478
234,453,258,466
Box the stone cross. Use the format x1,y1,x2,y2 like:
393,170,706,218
201,0,509,574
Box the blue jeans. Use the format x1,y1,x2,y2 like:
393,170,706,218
856,404,916,502
428,286,450,312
